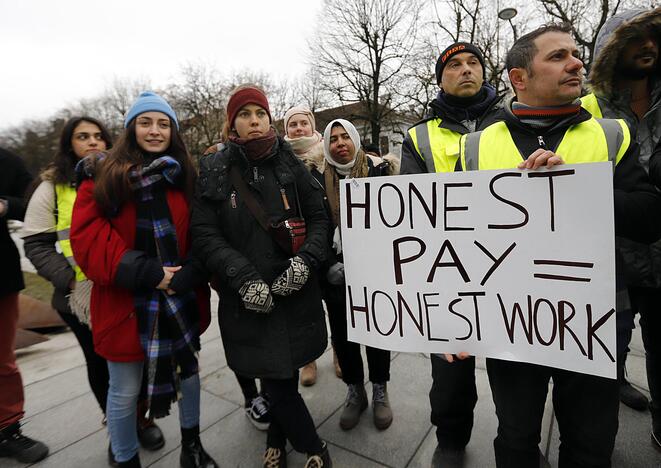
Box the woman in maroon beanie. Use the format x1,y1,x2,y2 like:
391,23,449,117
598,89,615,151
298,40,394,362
192,85,332,468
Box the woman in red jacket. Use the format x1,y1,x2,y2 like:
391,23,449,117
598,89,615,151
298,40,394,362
70,92,216,468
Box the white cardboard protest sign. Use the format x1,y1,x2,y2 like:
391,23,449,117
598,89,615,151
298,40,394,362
339,162,616,379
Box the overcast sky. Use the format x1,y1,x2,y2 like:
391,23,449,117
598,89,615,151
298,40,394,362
0,0,324,130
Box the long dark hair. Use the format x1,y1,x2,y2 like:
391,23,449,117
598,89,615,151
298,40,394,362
94,118,195,215
51,116,113,184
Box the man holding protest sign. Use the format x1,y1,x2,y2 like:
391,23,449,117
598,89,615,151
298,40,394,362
459,23,661,468
582,8,661,425
400,42,503,463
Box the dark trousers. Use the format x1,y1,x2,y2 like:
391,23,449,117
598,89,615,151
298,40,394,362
262,372,323,454
629,286,661,417
235,373,263,404
325,295,390,385
487,359,618,468
0,293,24,430
429,354,477,449
56,310,108,413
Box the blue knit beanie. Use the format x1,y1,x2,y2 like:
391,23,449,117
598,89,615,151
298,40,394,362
124,91,179,129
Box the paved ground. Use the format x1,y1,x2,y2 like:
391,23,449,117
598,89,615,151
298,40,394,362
6,293,661,468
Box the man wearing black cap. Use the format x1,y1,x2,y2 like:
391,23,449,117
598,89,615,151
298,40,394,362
400,41,503,464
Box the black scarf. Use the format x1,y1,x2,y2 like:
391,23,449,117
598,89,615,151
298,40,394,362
429,83,499,123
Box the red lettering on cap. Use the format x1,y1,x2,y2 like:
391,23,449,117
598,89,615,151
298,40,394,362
442,44,467,63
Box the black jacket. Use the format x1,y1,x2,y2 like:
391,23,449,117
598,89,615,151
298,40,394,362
473,105,661,245
311,154,396,305
0,147,33,296
401,92,504,174
192,138,330,379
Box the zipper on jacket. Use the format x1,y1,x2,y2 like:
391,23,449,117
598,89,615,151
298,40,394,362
230,191,237,209
537,135,547,149
280,187,291,211
253,167,259,183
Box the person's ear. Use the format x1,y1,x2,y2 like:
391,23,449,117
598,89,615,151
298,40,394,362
509,68,527,93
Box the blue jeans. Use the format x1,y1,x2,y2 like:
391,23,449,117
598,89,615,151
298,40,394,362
107,361,200,463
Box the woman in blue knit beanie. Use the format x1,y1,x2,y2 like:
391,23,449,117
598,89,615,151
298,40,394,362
70,91,217,468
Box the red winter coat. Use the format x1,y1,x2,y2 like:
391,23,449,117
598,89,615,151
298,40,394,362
70,179,210,362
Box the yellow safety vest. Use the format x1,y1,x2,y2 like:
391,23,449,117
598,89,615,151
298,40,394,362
407,118,462,173
580,93,603,118
460,117,630,171
55,183,86,282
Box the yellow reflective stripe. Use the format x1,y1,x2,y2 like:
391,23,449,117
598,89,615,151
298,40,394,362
409,119,462,173
580,93,603,118
476,122,523,170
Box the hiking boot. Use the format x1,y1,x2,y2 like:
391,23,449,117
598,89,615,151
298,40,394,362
339,384,367,430
619,378,648,411
301,361,317,386
180,426,218,468
263,446,287,467
304,441,332,468
372,382,393,430
246,394,271,431
332,349,342,379
0,422,49,463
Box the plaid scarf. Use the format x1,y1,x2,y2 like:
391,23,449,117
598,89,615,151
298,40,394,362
131,156,200,419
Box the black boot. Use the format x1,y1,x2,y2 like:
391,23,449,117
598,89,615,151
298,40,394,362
118,453,141,467
304,441,332,468
180,425,218,468
618,355,649,411
0,422,49,463
137,400,165,450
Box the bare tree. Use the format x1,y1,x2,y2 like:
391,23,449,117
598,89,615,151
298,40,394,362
534,0,656,71
311,0,421,143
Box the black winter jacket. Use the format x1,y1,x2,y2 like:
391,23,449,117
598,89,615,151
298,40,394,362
0,147,33,296
192,138,330,379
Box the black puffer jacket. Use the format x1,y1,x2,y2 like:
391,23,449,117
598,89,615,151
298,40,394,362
192,137,329,379
0,147,32,296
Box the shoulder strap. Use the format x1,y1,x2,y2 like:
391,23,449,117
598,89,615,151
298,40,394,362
229,166,271,232
53,183,59,225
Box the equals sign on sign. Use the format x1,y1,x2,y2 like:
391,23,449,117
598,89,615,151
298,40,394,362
532,259,595,282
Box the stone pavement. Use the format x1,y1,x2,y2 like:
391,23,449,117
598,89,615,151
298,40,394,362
5,293,660,468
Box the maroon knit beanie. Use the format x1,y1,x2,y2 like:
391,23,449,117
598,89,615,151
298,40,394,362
226,87,272,129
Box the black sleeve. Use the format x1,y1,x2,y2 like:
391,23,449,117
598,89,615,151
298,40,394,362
292,165,330,270
168,255,210,294
2,150,33,221
400,133,427,175
23,232,74,291
114,250,164,290
191,160,262,291
648,137,661,190
613,141,661,243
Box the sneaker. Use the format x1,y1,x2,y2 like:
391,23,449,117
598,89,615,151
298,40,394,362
246,395,270,431
372,382,393,430
300,361,317,386
0,422,49,463
263,446,287,467
304,441,332,468
339,384,367,430
619,378,648,411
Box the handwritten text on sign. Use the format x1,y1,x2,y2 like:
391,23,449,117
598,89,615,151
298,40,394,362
339,163,616,378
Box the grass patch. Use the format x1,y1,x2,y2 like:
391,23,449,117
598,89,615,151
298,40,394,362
22,271,54,303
